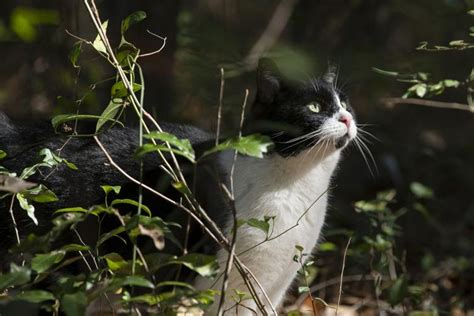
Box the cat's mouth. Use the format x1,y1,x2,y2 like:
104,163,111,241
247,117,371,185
335,134,351,149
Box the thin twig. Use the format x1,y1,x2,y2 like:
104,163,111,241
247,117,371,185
138,30,167,58
381,97,474,112
216,184,237,316
217,89,248,315
8,195,21,246
336,236,352,316
216,68,225,146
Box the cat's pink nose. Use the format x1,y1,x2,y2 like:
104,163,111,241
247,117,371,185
339,114,352,128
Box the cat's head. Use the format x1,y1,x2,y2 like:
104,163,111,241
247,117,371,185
248,58,357,157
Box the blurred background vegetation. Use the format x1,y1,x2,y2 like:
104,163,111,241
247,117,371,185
0,0,473,314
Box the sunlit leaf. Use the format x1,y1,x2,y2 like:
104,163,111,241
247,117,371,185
54,207,89,214
140,131,195,162
246,218,270,236
23,184,58,203
92,20,109,56
101,185,121,195
0,150,6,160
16,193,37,225
410,182,434,199
203,134,273,158
122,275,154,288
96,98,124,132
297,286,309,294
104,253,128,272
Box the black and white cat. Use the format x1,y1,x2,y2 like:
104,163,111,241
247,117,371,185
0,58,357,314
196,59,357,314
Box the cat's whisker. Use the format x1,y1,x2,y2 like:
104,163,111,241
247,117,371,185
353,136,377,178
353,137,374,178
357,128,380,142
356,135,378,175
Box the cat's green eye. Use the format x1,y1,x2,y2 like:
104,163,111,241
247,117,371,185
307,102,321,113
341,101,347,109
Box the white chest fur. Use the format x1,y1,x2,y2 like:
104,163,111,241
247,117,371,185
196,149,342,314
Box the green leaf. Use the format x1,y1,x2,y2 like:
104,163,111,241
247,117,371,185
121,11,147,34
246,218,270,236
54,207,89,214
32,250,66,273
51,114,123,132
174,254,219,278
415,84,427,98
92,20,109,55
97,226,127,247
443,79,460,88
410,182,434,199
69,42,82,68
22,184,58,203
0,264,31,290
110,81,141,99
61,292,87,316
295,245,304,252
15,290,55,303
318,242,337,252
101,185,121,195
96,98,124,132
372,67,399,77
0,150,6,160
111,199,152,216
104,253,128,271
141,131,195,162
203,134,273,158
61,244,90,252
122,275,154,288
297,286,310,294
388,275,408,306
16,193,37,225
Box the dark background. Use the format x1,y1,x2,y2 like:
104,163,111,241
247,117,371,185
1,0,473,312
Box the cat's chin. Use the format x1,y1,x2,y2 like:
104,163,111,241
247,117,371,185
335,135,351,149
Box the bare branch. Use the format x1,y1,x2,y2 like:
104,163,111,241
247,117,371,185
138,30,167,58
381,97,474,112
216,68,225,146
336,236,352,316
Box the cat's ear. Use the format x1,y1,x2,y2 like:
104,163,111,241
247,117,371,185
322,62,337,84
256,58,282,104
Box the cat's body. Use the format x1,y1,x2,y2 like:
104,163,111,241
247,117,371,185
0,58,357,315
196,59,357,314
